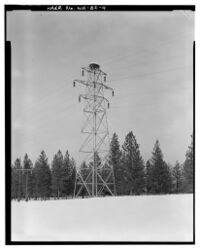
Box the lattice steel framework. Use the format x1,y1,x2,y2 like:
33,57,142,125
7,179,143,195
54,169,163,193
73,63,116,197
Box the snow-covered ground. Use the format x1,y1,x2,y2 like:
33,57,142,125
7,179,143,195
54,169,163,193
11,194,193,242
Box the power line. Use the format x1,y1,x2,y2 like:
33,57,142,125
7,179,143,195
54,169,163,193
101,30,193,68
108,64,192,83
111,84,192,108
107,50,189,78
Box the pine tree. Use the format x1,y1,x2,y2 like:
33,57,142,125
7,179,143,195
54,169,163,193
62,151,76,198
108,133,122,195
172,161,183,193
183,135,193,193
22,154,33,201
122,131,145,195
145,160,152,194
34,151,51,200
148,140,172,194
11,158,22,200
70,158,76,197
118,151,131,195
51,150,64,199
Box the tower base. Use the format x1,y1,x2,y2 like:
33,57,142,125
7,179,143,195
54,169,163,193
74,165,116,198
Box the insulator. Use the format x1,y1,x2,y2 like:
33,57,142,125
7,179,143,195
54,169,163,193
112,90,114,96
79,96,81,102
107,103,110,109
94,83,96,88
73,81,76,87
82,70,84,76
104,76,106,82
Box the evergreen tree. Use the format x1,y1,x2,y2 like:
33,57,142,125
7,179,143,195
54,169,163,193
148,140,172,194
172,161,183,193
183,135,193,193
51,150,64,199
34,151,51,200
11,158,22,200
122,131,145,195
118,151,132,195
30,168,37,199
145,160,152,194
108,133,122,195
70,158,76,197
22,154,33,201
62,151,76,198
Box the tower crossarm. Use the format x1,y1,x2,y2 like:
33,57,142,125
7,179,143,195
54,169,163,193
79,94,110,104
73,79,90,87
73,79,114,93
99,83,113,92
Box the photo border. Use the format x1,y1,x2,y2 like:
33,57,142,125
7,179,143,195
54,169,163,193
5,4,195,245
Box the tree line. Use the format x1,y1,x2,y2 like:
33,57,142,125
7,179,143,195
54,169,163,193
11,150,76,201
109,132,193,195
11,132,193,201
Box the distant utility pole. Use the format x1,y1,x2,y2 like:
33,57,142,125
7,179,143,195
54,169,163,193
15,168,33,201
73,63,116,197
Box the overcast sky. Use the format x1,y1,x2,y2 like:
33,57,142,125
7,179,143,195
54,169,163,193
8,10,194,166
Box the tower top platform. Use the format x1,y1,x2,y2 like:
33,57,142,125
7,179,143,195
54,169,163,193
89,63,100,71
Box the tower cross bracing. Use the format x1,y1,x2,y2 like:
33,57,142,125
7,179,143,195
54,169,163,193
73,63,116,197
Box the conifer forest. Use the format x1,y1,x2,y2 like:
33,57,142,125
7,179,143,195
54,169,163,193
11,132,194,201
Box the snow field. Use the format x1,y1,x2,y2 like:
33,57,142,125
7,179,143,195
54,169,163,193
11,194,193,242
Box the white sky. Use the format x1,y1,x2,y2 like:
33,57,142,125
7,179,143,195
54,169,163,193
7,10,194,166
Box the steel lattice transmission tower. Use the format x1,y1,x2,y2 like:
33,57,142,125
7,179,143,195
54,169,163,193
73,63,116,197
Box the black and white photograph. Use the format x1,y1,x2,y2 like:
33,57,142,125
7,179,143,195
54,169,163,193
5,5,194,244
